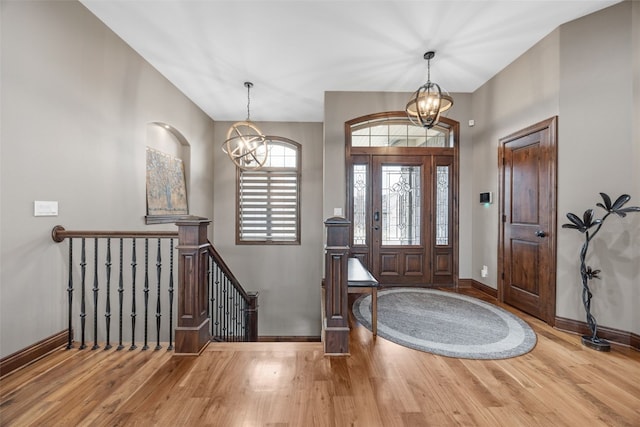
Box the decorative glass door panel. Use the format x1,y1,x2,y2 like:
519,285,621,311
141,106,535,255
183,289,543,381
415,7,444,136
372,156,430,284
380,166,421,246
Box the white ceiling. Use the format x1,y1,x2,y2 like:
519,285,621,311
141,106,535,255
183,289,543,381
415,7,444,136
80,0,621,123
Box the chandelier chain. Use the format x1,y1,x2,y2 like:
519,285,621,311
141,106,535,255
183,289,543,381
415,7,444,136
245,81,253,121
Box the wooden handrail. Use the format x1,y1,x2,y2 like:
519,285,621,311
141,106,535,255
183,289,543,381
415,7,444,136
206,244,251,301
52,225,178,242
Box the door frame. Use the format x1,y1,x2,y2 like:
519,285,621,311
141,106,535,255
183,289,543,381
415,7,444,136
345,112,460,286
497,116,557,325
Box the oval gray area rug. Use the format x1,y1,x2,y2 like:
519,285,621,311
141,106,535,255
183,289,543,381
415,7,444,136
353,288,537,359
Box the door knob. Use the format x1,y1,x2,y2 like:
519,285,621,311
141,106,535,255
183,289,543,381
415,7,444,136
535,230,546,238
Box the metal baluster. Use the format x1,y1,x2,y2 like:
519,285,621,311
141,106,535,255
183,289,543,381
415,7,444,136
227,281,235,341
104,238,112,350
236,289,241,341
222,276,228,340
209,258,215,337
117,238,124,350
66,239,74,349
225,277,230,341
215,267,221,341
214,264,221,339
142,239,149,350
237,289,241,341
231,286,237,341
79,238,87,349
207,254,212,337
130,239,137,350
242,298,247,341
167,238,174,351
212,263,217,339
92,238,100,350
155,238,162,351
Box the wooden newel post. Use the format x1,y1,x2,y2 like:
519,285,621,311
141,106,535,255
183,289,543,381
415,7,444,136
324,217,350,355
244,292,259,342
175,217,211,355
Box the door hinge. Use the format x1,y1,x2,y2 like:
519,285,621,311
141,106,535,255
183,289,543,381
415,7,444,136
501,272,505,280
502,214,507,223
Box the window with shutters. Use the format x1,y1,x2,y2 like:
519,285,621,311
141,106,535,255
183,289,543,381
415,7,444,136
236,138,301,244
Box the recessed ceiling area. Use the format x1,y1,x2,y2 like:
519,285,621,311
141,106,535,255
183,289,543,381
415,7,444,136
80,0,621,123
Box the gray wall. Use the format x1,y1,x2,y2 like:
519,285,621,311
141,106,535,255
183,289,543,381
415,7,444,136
0,1,216,357
471,1,639,334
557,1,639,334
212,121,324,337
470,30,561,287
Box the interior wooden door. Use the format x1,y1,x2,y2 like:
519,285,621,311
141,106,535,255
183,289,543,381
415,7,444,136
372,155,431,285
499,117,557,324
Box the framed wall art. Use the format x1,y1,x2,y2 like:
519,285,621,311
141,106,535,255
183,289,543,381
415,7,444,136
145,147,189,224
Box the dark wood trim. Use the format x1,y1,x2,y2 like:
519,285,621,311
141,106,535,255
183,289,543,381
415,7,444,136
457,278,473,288
459,279,498,299
51,225,178,242
174,218,212,354
323,217,351,355
631,333,640,351
258,336,322,342
555,317,639,351
0,330,68,378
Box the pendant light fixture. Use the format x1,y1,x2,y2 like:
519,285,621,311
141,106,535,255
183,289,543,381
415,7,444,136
405,51,453,129
222,82,270,170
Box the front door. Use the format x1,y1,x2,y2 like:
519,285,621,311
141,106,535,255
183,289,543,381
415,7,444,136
346,112,458,286
499,117,557,324
372,155,431,284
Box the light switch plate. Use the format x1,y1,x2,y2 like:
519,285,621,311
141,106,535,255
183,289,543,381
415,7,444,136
333,207,343,216
34,201,58,216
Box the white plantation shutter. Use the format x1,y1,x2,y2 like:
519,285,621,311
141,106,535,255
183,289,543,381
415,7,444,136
237,139,300,244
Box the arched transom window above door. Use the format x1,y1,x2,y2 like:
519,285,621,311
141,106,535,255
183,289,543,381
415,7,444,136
349,115,454,148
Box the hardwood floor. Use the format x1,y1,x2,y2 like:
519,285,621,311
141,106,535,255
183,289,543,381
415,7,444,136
1,289,639,426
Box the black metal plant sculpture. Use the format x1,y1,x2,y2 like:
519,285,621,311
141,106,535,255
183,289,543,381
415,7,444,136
562,193,640,351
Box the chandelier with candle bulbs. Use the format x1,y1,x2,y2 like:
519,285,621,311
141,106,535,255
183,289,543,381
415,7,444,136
405,51,453,129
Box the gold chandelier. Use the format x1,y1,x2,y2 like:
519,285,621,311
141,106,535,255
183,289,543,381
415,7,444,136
405,51,453,129
222,82,270,170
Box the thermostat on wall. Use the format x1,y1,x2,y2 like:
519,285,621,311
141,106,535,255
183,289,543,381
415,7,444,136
479,192,493,204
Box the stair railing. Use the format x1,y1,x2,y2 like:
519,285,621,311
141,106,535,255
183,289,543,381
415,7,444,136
207,245,258,342
52,217,258,355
